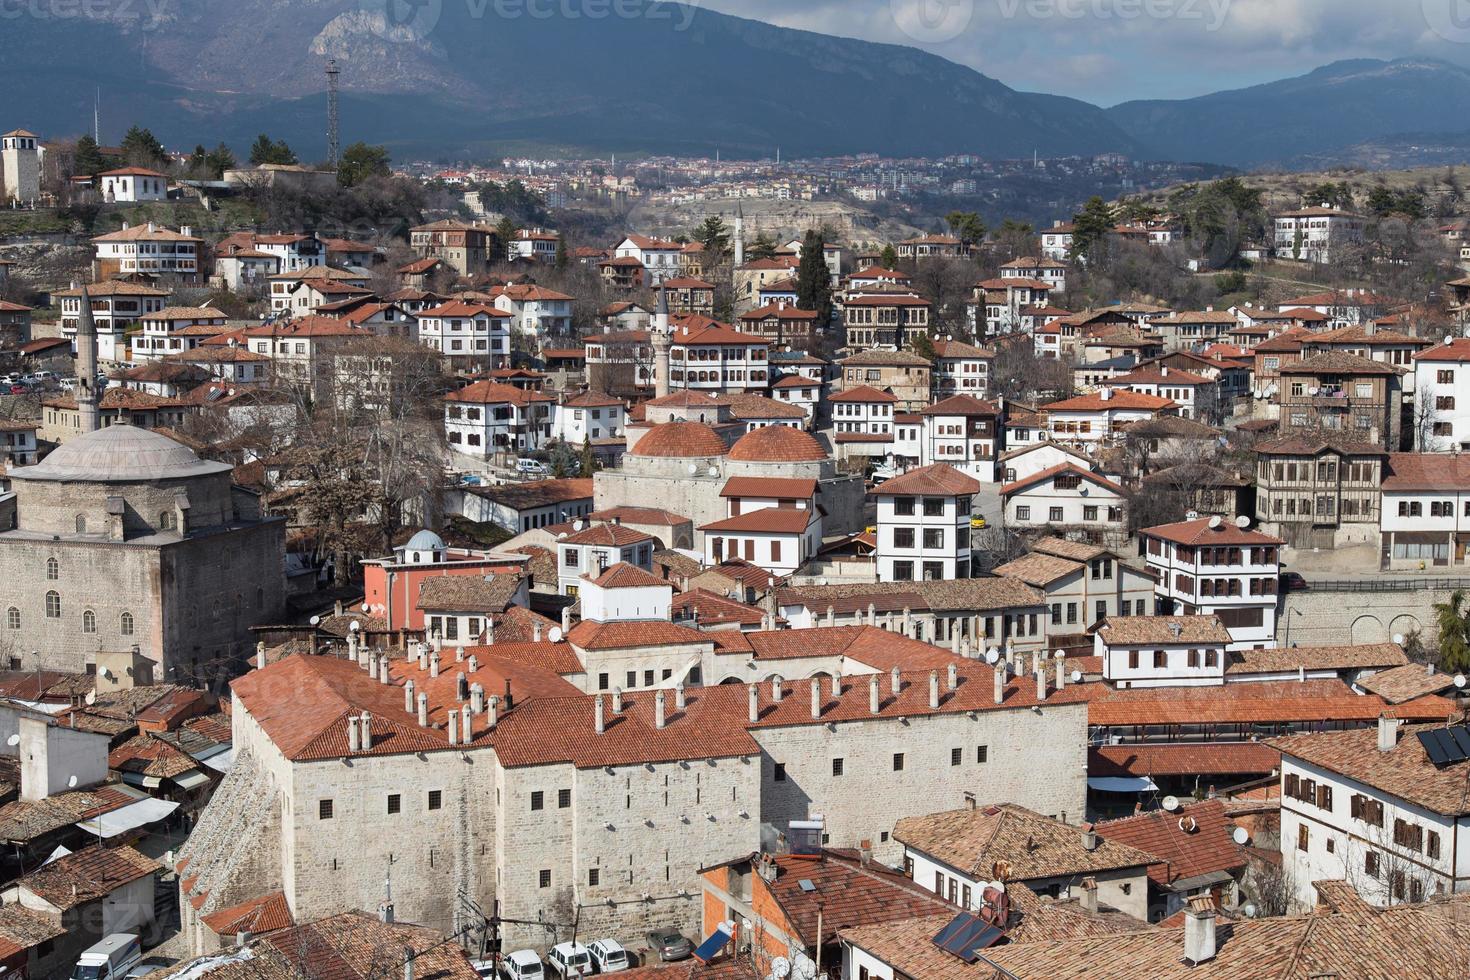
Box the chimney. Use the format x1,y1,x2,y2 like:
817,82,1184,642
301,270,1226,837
368,655,379,682
467,655,478,674
488,695,500,728
430,655,440,678
994,665,1005,704
404,679,416,714
675,682,686,711
403,949,415,980
613,688,624,713
447,711,460,746
869,675,881,714
379,655,391,685
748,684,760,724
890,666,901,696
947,663,958,691
594,694,605,734
771,677,784,703
1079,876,1098,914
831,673,842,698
1081,824,1099,852
1161,366,1169,377
470,683,485,715
347,714,361,753
928,671,940,709
1036,668,1047,702
561,605,572,632
533,621,542,643
255,641,266,671
1378,715,1401,753
655,690,667,729
359,713,372,750
416,692,429,728
1183,895,1218,965
456,672,468,702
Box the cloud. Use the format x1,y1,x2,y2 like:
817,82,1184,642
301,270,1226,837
695,0,1470,104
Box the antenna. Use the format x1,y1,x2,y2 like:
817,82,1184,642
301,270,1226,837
326,59,342,169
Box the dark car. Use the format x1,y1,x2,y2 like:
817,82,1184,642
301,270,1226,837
644,931,693,963
1280,572,1309,592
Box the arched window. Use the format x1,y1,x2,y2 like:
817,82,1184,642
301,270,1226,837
45,557,58,581
6,608,18,630
44,592,60,619
82,610,96,634
74,515,86,534
119,612,133,636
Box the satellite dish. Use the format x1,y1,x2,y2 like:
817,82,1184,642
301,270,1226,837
85,691,96,705
1232,827,1251,846
790,954,816,980
985,649,1000,665
5,734,18,747
310,615,321,626
1054,650,1065,659
349,621,361,632
1162,795,1181,812
1241,903,1258,919
1071,669,1083,683
67,775,77,788
548,627,564,643
573,520,585,532
687,463,699,476
1208,516,1223,530
771,957,791,980
1456,674,1467,689
1447,335,1456,347
362,603,371,613
707,466,720,477
1235,516,1251,529
1393,634,1406,646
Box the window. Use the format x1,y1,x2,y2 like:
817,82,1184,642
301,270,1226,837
44,591,59,619
774,764,786,782
588,868,600,887
319,799,334,820
82,610,95,634
893,753,905,772
4,608,16,630
977,745,988,763
951,747,962,766
387,794,401,815
531,791,544,811
45,557,57,581
1016,506,1031,522
1364,851,1380,879
74,515,85,534
894,497,916,516
539,870,552,889
428,790,442,811
1049,507,1064,523
1297,824,1309,851
923,529,944,550
893,528,915,549
558,788,571,808
120,612,133,636
1428,830,1442,860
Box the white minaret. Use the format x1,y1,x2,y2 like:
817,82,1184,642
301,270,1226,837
734,203,745,268
75,286,100,434
652,287,671,399
1,130,40,206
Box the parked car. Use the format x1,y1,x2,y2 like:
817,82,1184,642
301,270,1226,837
8,384,28,395
71,934,142,980
546,943,592,978
516,458,548,476
497,952,544,980
58,377,77,392
586,940,629,974
970,516,988,530
33,370,55,382
1280,572,1309,593
644,931,694,963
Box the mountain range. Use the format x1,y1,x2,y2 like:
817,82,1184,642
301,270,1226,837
6,3,1470,170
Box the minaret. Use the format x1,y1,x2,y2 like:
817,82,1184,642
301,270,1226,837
734,203,745,268
652,288,671,399
75,286,100,434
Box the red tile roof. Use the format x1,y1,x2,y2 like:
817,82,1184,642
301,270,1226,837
201,890,294,937
1044,390,1176,412
444,380,555,406
1000,463,1125,498
727,425,828,463
566,620,708,651
828,385,897,403
630,421,729,458
921,394,1000,417
700,509,817,534
1089,743,1281,779
587,562,669,590
872,463,981,497
1097,799,1248,887
560,523,654,547
1140,517,1283,547
720,477,817,499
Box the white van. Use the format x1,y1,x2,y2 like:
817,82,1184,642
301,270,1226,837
499,951,544,980
546,943,592,978
72,935,142,980
586,940,629,974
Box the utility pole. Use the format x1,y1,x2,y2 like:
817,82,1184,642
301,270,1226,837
326,60,341,169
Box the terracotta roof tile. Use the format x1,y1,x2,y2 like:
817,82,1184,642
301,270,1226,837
872,463,982,497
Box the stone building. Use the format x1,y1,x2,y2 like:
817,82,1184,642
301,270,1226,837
0,424,286,679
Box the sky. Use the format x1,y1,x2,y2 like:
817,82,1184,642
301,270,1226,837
695,0,1470,105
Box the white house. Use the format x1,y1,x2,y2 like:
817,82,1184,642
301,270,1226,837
553,392,625,445
1092,615,1232,688
92,223,202,282
97,167,168,203
829,385,897,464
701,476,822,577
1275,718,1470,912
872,463,980,583
999,256,1067,292
130,307,227,361
1273,207,1365,264
919,395,1001,483
57,281,169,364
1380,452,1470,570
670,319,772,394
997,442,1096,485
577,562,674,623
494,283,574,338
507,229,560,263
614,235,685,286
416,301,512,371
444,380,556,458
1044,388,1178,448
1412,338,1470,452
555,522,656,597
931,339,994,398
1102,365,1214,421
1041,221,1075,261
1140,516,1283,651
1000,464,1128,547
770,375,820,424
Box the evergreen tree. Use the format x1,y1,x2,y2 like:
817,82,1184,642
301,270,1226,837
879,244,899,268
796,230,833,325
909,329,936,361
205,143,237,179
945,210,986,247
495,216,519,259
248,133,297,167
1434,590,1470,673
72,135,106,178
580,435,596,477
695,216,731,259
1071,196,1117,261
120,125,167,169
555,235,570,271
337,142,391,187
747,232,778,262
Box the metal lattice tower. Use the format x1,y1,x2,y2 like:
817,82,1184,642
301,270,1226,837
326,60,341,168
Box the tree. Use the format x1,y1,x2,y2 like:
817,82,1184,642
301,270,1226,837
120,125,167,169
249,133,298,167
549,441,578,478
992,219,1035,262
946,211,986,248
187,143,236,180
1302,181,1354,211
1433,591,1470,673
337,142,391,187
908,330,936,361
555,235,570,271
496,216,519,250
747,232,778,263
579,435,597,477
1071,197,1116,261
694,216,731,260
879,244,899,268
72,135,107,178
796,230,833,325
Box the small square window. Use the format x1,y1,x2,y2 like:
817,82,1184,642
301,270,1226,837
319,799,334,820
880,831,889,843
427,791,442,812
832,758,844,776
531,791,544,811
588,868,600,887
539,870,552,888
387,794,401,815
558,788,571,808
774,764,787,782
893,753,905,772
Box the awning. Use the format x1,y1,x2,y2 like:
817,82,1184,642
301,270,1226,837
173,770,212,791
119,772,163,790
75,797,178,839
1166,870,1237,893
200,747,235,773
1087,776,1159,794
